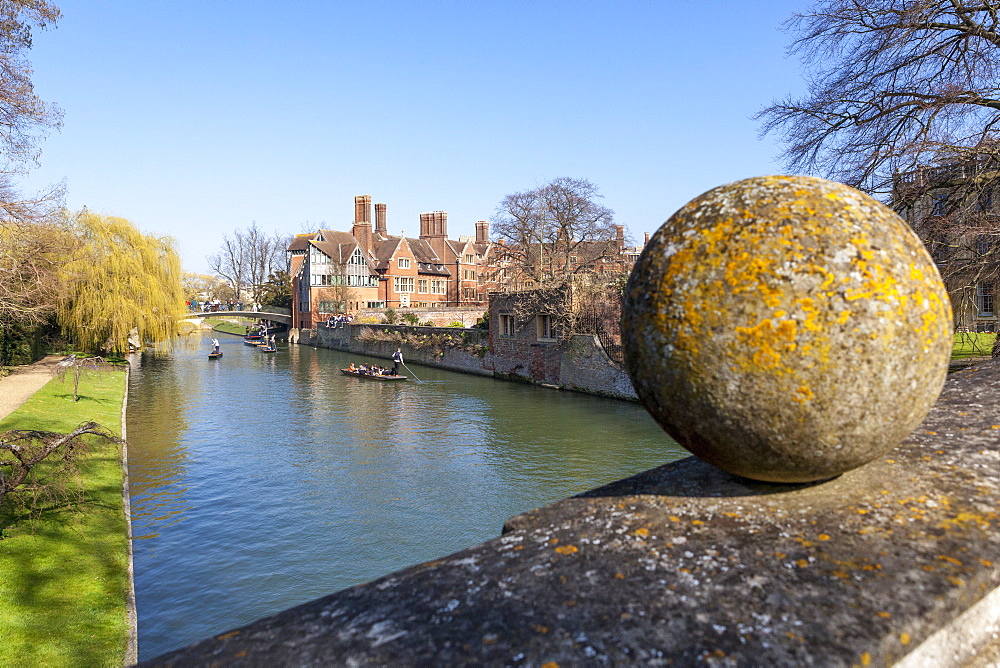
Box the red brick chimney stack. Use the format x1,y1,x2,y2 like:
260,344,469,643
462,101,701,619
420,211,448,257
615,224,625,249
353,195,373,254
644,232,650,246
375,203,387,239
476,220,489,244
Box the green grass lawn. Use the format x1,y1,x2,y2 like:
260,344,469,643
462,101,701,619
952,331,997,360
203,317,250,336
0,368,129,667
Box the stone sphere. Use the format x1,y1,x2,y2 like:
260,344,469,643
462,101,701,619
621,176,952,483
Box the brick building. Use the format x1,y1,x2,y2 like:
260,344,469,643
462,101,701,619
289,195,493,329
893,157,1000,331
481,226,646,293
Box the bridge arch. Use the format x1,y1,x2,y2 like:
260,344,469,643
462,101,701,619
182,310,292,326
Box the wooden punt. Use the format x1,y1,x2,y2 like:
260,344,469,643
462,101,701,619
340,368,407,381
208,351,223,359
259,346,277,353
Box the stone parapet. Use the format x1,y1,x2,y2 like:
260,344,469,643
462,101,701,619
145,360,1000,667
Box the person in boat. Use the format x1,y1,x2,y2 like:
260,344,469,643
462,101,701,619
391,348,403,375
348,363,356,372
212,338,220,353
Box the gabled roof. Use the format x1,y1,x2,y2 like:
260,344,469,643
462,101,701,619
296,229,379,271
372,236,405,271
371,235,453,276
287,232,318,252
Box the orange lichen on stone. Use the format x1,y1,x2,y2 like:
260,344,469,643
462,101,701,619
554,545,578,555
621,175,952,483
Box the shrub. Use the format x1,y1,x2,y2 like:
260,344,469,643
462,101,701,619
446,321,465,328
382,308,398,324
402,313,421,325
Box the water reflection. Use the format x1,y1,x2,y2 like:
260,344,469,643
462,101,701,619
128,332,685,659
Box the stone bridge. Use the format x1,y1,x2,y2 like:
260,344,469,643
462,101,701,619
181,310,292,326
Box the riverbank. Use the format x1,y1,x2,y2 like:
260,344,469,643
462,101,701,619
294,323,638,400
0,362,133,666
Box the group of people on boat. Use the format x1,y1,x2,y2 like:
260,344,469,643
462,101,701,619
346,349,403,375
246,323,269,337
346,363,394,376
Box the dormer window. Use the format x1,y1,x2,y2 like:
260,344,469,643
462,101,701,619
349,248,366,265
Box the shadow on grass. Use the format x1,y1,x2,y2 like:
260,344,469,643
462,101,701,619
0,446,128,666
49,392,104,404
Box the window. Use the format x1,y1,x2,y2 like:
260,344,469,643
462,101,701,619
537,314,556,341
499,313,516,337
464,253,475,264
980,188,994,212
463,269,476,280
430,279,447,294
931,192,949,216
318,301,343,313
418,279,428,293
349,249,366,265
978,281,995,317
977,235,993,257
463,287,477,300
309,247,331,264
398,257,411,269
394,276,414,293
367,301,386,309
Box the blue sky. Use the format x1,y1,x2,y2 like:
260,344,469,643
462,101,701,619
21,1,807,274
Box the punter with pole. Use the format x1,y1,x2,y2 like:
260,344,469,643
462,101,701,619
391,348,403,376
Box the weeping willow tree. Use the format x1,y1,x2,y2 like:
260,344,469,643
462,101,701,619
58,211,184,353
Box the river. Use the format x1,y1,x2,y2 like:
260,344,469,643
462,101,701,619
126,331,685,659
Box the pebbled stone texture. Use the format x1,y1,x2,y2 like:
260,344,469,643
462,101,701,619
621,175,952,482
143,360,1000,667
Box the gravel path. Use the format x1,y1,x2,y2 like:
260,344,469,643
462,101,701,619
0,355,65,422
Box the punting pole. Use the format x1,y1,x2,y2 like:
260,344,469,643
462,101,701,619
402,362,422,383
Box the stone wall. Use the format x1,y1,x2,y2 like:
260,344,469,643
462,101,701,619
353,307,485,327
144,359,1000,667
291,322,636,400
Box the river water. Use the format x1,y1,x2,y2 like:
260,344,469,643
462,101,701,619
126,332,685,659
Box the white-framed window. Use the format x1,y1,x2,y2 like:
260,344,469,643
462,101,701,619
463,287,477,300
463,269,476,280
398,257,411,269
978,281,995,317
536,314,556,341
349,249,366,265
464,253,475,264
418,279,428,293
394,276,414,293
310,247,331,264
367,301,386,308
430,279,447,294
499,313,515,337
